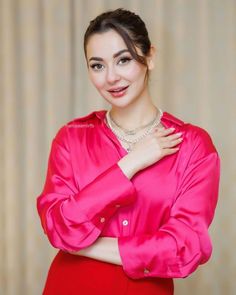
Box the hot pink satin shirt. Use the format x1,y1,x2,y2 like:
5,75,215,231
37,109,220,280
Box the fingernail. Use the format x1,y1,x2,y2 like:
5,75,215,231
170,127,175,130
177,132,182,135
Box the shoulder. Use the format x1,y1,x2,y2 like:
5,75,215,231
64,109,105,132
163,111,217,156
67,112,95,124
52,109,104,145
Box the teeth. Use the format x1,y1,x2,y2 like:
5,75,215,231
111,87,126,92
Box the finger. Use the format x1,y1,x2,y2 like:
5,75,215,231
166,132,183,140
160,137,183,148
157,125,165,131
154,127,175,136
158,133,182,143
162,147,179,155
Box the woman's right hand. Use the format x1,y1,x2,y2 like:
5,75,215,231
128,127,183,172
119,127,183,178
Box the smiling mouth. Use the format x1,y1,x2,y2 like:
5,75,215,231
108,85,129,93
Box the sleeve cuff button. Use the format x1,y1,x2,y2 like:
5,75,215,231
100,217,105,223
144,268,150,274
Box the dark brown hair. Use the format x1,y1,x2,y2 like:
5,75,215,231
83,8,152,84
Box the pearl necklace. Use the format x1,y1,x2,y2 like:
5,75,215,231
105,108,163,152
109,108,159,135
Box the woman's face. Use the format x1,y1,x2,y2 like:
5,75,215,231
85,29,152,108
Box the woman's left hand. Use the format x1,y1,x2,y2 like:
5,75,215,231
66,237,122,266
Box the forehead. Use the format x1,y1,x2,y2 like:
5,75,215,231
86,30,127,59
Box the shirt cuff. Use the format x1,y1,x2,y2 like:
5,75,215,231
62,162,137,227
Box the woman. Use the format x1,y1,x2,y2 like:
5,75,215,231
37,8,220,295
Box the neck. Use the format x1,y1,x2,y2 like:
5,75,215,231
109,102,159,130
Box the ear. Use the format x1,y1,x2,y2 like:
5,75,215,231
147,45,156,71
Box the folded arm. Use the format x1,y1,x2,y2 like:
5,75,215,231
117,127,221,279
37,125,137,251
68,237,122,266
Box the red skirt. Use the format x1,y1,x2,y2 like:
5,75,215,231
43,250,174,295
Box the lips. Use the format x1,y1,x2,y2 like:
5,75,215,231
108,85,129,92
107,85,129,98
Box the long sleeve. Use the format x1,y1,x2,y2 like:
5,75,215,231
117,126,221,279
37,125,137,251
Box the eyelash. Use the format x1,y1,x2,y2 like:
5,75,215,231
90,56,133,71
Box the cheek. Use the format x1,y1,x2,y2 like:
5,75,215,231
125,64,146,80
89,72,105,89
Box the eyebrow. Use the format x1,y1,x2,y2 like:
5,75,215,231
88,49,130,62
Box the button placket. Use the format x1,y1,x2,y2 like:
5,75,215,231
120,210,132,235
120,217,130,235
122,219,128,226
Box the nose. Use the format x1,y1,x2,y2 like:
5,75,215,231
106,66,120,84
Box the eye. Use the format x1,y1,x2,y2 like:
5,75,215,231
90,63,104,71
89,56,133,72
118,56,133,64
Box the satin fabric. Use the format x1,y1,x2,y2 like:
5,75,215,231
37,110,220,286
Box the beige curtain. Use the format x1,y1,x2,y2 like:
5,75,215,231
0,0,235,294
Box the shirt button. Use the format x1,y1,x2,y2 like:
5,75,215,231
122,219,128,226
100,217,105,223
115,204,121,208
144,268,150,274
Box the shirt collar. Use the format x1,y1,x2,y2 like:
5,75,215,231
161,111,185,126
95,110,107,120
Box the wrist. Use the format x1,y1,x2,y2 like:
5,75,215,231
117,154,139,179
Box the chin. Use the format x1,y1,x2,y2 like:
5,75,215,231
111,99,138,109
101,89,139,107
